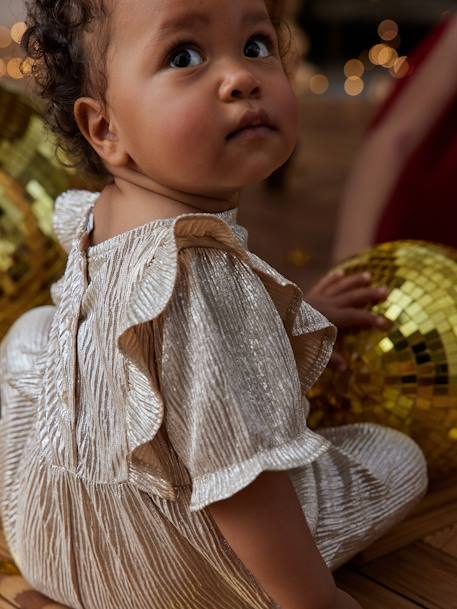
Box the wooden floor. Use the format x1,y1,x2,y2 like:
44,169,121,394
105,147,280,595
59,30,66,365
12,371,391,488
336,473,457,609
0,96,455,606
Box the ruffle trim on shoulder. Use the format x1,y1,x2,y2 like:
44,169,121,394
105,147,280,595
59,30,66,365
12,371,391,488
50,190,98,306
53,190,98,253
115,213,336,501
245,251,337,395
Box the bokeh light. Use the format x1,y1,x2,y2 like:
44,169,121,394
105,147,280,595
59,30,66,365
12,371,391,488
288,249,311,268
378,46,398,68
7,58,23,80
344,58,365,78
309,74,329,95
0,59,6,78
378,19,399,42
345,76,365,97
390,56,410,79
369,43,387,65
10,22,27,45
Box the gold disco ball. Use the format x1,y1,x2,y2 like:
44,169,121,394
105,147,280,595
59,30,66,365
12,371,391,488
308,240,457,477
0,84,98,341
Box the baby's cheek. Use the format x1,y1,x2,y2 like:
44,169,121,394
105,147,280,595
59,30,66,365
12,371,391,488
149,97,218,182
276,79,299,143
160,98,210,151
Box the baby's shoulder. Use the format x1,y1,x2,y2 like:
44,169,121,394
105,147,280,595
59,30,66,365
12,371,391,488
118,211,254,334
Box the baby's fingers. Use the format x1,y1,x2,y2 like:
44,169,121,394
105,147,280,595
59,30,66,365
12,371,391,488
324,272,373,297
309,270,345,296
336,308,389,329
335,287,388,308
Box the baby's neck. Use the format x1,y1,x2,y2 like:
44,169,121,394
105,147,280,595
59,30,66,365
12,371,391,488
115,174,239,214
90,174,240,247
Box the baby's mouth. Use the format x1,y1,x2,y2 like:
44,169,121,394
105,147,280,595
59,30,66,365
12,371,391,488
226,125,276,142
226,125,276,140
226,109,276,141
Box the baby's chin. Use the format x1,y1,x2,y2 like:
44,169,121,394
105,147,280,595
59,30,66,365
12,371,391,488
155,149,297,196
231,154,295,188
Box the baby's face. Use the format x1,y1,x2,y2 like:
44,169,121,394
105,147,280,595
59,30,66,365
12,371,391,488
105,0,299,196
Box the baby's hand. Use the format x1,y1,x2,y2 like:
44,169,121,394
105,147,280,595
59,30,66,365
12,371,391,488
305,270,389,371
306,270,389,328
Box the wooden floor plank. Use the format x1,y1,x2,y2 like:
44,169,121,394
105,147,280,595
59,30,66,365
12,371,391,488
0,595,16,609
355,542,457,609
335,568,424,608
425,523,457,559
427,473,457,494
355,474,457,563
412,474,457,517
0,576,69,609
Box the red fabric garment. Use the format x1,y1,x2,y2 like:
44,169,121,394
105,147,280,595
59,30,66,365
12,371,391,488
372,17,457,248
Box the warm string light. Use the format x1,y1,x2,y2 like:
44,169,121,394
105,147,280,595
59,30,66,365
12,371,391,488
302,17,408,98
344,59,364,78
0,18,412,92
309,74,329,95
390,56,410,79
7,57,22,80
10,22,27,45
0,21,29,81
378,19,399,42
342,18,409,98
344,76,364,97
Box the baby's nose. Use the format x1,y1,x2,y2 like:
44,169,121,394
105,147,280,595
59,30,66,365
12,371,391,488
219,67,261,101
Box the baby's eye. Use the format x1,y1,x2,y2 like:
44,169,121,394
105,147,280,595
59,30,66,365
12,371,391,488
169,46,204,69
245,35,273,59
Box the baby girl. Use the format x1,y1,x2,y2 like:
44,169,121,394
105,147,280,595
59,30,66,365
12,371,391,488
0,1,427,608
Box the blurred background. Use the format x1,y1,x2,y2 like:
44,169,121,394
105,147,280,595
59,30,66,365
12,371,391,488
299,0,453,96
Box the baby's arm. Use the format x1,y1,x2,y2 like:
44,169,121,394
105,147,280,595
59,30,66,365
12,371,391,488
208,470,363,609
157,245,355,607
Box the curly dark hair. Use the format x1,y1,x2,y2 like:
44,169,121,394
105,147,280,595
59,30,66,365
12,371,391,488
22,0,293,180
22,0,112,179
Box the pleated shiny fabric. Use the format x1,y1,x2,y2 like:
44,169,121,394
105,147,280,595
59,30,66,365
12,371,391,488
0,190,428,609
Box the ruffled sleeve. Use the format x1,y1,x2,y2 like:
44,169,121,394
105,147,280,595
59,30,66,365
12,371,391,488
114,213,336,510
155,244,336,511
114,214,336,511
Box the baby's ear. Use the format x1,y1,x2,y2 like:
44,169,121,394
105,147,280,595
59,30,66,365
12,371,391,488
74,97,129,167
